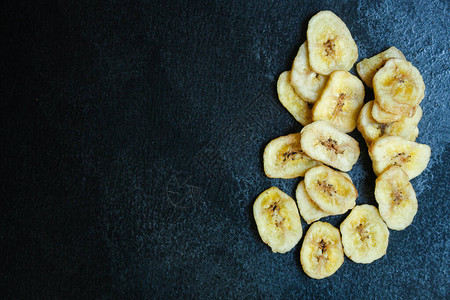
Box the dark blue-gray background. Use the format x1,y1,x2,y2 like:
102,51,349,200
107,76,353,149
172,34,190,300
1,0,449,298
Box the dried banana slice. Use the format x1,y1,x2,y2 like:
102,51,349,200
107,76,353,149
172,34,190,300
277,71,313,126
356,46,406,88
357,101,421,145
312,70,365,133
369,136,431,179
296,180,334,224
300,221,344,279
253,187,303,253
340,205,389,264
304,165,357,214
291,42,329,103
296,174,352,224
301,121,360,172
375,166,418,230
307,11,358,75
263,133,321,178
373,58,425,116
377,105,421,139
371,99,403,123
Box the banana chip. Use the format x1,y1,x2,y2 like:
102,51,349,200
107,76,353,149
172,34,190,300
300,221,344,279
263,133,321,178
291,42,329,103
301,121,360,172
357,101,421,146
356,46,406,88
277,71,313,126
307,11,358,75
340,205,389,264
312,70,365,133
253,187,303,253
375,166,418,230
296,180,334,224
369,136,431,179
373,58,425,117
304,165,357,214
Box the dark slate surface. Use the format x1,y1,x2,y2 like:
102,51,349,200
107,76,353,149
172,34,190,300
1,0,449,298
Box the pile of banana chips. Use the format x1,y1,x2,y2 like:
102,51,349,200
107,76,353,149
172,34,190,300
254,11,431,279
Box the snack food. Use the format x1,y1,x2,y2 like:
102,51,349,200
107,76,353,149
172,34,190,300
307,11,358,75
263,133,320,178
277,71,314,126
300,121,360,172
340,205,389,263
369,136,431,179
357,101,421,145
356,46,406,88
375,166,418,230
312,70,365,132
373,58,425,117
296,180,334,224
290,42,329,103
254,10,431,279
253,187,303,253
304,165,357,214
300,221,344,279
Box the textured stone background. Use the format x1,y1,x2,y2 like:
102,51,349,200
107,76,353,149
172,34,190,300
2,0,449,298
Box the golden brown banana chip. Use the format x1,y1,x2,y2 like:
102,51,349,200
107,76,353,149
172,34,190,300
301,121,360,172
263,133,320,178
373,58,425,117
356,46,406,88
340,205,389,264
253,187,303,253
304,165,357,214
300,221,344,279
277,71,313,126
375,166,418,230
307,11,358,75
312,70,365,133
291,42,329,103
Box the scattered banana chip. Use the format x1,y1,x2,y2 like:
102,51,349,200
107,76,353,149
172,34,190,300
356,46,406,88
263,133,320,178
296,180,334,224
378,105,421,139
291,42,329,103
375,166,418,230
357,101,421,146
312,70,365,133
253,187,303,253
372,99,407,123
369,136,431,179
277,71,314,126
296,172,351,224
300,221,344,279
307,11,358,75
304,165,357,214
373,58,425,117
301,121,360,172
340,205,389,264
